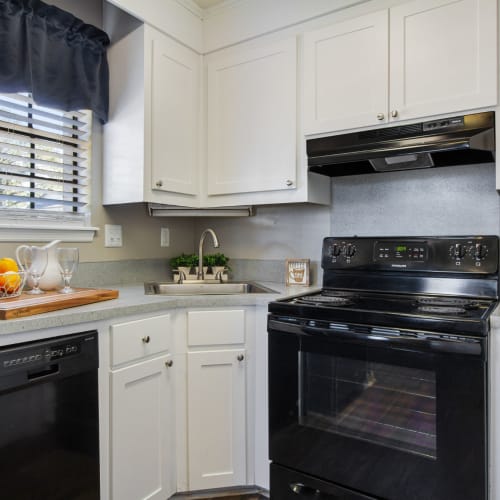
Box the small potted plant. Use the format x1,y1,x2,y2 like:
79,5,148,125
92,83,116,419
169,253,198,277
203,253,230,280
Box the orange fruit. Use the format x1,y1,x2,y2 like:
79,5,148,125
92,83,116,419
0,257,18,274
0,272,21,294
0,258,21,294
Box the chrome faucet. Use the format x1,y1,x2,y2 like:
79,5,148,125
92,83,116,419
198,228,220,280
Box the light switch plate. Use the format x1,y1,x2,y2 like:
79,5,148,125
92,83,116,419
105,224,123,247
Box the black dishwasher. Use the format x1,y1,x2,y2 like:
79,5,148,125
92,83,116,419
0,331,100,499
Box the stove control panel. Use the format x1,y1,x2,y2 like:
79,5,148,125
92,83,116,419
374,241,427,262
322,236,499,273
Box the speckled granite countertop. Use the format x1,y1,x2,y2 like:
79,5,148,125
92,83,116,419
0,282,317,336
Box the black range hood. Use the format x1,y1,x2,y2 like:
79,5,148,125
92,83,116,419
307,111,495,177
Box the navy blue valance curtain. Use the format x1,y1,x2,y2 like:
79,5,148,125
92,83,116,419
0,0,110,123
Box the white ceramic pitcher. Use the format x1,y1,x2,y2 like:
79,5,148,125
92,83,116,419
16,240,62,290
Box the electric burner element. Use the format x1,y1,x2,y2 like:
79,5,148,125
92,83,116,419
417,305,467,315
294,294,354,306
417,297,477,308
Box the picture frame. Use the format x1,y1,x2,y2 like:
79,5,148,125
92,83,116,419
285,258,310,286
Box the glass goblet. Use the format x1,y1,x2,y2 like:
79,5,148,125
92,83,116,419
16,246,48,295
56,247,79,294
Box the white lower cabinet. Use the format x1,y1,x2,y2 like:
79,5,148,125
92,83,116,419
176,308,251,492
106,307,257,498
109,314,175,500
187,348,246,490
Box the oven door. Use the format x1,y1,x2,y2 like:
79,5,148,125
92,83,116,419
268,317,487,500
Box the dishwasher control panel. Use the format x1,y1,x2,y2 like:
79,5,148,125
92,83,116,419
0,330,97,372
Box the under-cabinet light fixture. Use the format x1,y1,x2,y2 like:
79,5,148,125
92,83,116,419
147,203,254,217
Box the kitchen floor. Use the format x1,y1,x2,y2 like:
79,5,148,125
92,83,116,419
171,487,268,499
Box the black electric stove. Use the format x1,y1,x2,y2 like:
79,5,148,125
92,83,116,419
268,236,499,500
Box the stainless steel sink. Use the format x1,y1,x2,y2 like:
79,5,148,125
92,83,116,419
144,281,278,295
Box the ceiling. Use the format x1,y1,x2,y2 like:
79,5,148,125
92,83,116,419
192,0,227,9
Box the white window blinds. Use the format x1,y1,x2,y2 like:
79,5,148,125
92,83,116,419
0,93,90,217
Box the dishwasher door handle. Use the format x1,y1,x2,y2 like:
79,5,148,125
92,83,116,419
27,363,59,381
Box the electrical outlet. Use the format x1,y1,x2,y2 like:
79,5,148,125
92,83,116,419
161,227,170,247
105,224,123,247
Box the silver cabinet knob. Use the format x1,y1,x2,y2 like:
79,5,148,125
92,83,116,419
286,179,293,187
377,113,385,121
142,336,150,344
391,110,398,118
237,354,244,362
165,359,173,367
155,180,163,187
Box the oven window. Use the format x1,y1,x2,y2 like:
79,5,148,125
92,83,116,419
299,352,437,459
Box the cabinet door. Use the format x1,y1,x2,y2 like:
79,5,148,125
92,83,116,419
303,10,389,134
148,27,200,196
390,0,497,122
207,37,297,196
110,355,174,500
187,349,246,490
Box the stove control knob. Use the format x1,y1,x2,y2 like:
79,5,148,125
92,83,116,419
470,243,488,261
344,243,357,258
450,243,467,260
330,244,342,257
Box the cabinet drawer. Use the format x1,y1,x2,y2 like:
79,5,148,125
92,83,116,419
110,314,171,366
188,310,245,346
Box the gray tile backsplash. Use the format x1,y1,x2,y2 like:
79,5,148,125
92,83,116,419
330,163,499,236
71,258,305,287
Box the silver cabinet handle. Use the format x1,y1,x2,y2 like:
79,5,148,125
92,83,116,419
391,109,398,118
285,179,293,186
155,180,163,187
165,359,173,367
237,354,244,362
377,113,385,121
142,336,150,344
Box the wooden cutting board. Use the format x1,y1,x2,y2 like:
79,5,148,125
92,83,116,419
0,288,119,320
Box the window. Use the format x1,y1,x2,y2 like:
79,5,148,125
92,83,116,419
0,93,97,241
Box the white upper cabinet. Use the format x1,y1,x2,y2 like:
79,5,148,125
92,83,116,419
303,0,497,135
206,37,297,197
303,10,389,134
105,25,329,207
389,0,497,122
149,30,200,197
103,24,201,206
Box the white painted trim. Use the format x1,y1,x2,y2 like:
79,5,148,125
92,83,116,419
0,224,98,242
202,0,372,53
174,0,204,19
201,0,245,17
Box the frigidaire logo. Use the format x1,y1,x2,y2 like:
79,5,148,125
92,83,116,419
391,264,407,268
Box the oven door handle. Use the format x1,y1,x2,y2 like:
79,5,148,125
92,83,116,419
300,324,483,356
290,482,341,499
